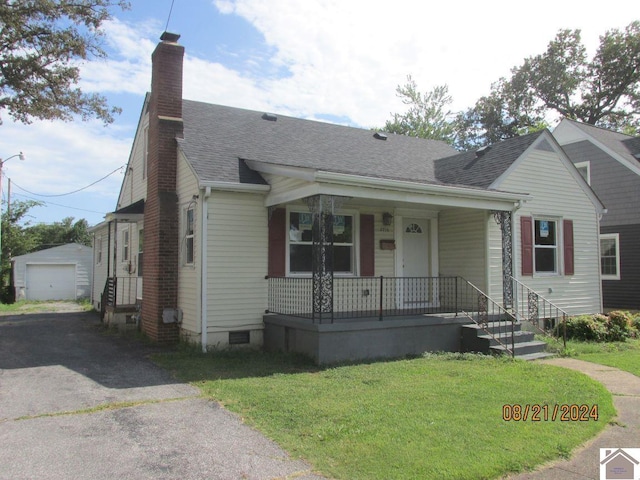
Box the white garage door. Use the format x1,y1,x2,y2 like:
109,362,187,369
26,264,76,301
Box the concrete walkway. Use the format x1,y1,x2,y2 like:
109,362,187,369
505,358,640,480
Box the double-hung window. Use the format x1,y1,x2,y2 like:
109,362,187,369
122,229,129,262
185,207,194,265
96,235,103,265
534,219,557,274
288,211,354,274
600,233,620,280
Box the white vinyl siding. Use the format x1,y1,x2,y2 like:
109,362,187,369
91,230,109,309
438,209,487,292
206,191,268,341
372,209,395,277
117,113,148,210
177,154,201,335
500,148,601,314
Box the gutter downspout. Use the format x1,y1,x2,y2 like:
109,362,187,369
201,186,211,353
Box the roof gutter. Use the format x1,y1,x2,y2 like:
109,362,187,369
199,181,270,193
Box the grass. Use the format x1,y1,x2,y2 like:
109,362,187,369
551,337,640,377
0,299,93,315
154,349,615,480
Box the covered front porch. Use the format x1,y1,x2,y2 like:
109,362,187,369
248,152,529,363
264,275,524,363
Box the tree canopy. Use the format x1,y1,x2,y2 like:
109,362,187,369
381,76,456,143
384,21,640,150
454,21,640,149
0,0,129,125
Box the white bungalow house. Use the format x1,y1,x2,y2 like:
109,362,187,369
90,32,604,363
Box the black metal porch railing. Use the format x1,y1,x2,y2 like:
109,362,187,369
267,276,457,320
102,276,140,308
510,276,567,348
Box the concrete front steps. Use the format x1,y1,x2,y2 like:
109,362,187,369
461,321,555,360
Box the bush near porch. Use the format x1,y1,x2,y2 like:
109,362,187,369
555,310,640,342
154,350,614,480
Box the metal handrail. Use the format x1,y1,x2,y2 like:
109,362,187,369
458,278,516,357
509,276,567,348
102,276,139,309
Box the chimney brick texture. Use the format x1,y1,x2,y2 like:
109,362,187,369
141,35,184,344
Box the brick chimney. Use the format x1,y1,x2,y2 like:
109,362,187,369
141,32,184,344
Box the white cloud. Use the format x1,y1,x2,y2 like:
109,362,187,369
211,0,637,126
79,19,156,95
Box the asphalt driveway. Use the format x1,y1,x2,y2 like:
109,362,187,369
0,309,323,479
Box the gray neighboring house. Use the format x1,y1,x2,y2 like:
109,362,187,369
554,119,640,310
12,243,93,301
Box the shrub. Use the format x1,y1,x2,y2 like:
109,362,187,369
630,313,640,338
558,315,607,342
606,311,633,341
559,311,636,342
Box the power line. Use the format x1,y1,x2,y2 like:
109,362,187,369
12,192,107,215
165,0,176,32
11,164,125,198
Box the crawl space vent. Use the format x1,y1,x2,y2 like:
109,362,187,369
229,330,251,345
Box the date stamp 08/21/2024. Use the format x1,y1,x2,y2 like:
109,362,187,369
502,403,599,422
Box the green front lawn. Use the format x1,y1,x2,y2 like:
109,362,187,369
567,338,640,377
154,350,614,480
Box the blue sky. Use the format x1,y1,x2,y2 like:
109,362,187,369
1,0,637,227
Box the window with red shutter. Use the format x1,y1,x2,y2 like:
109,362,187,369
521,216,533,276
359,214,375,276
563,219,574,276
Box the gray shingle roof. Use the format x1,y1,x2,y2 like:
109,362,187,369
178,99,542,189
563,119,640,170
434,132,543,188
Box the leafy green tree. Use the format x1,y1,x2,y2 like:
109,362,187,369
26,217,91,250
0,0,129,125
382,76,456,143
456,21,640,148
1,199,42,285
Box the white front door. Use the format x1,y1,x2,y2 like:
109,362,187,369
402,218,429,304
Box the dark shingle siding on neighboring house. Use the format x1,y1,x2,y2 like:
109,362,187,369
602,224,640,309
562,141,640,227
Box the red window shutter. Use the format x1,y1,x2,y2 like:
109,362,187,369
563,219,574,276
268,208,286,277
521,216,533,276
360,214,375,277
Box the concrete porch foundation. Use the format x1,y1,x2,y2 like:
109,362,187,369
263,314,473,364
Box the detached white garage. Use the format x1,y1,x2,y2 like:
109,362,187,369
12,244,93,301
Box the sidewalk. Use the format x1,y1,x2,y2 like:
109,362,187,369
505,358,640,480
